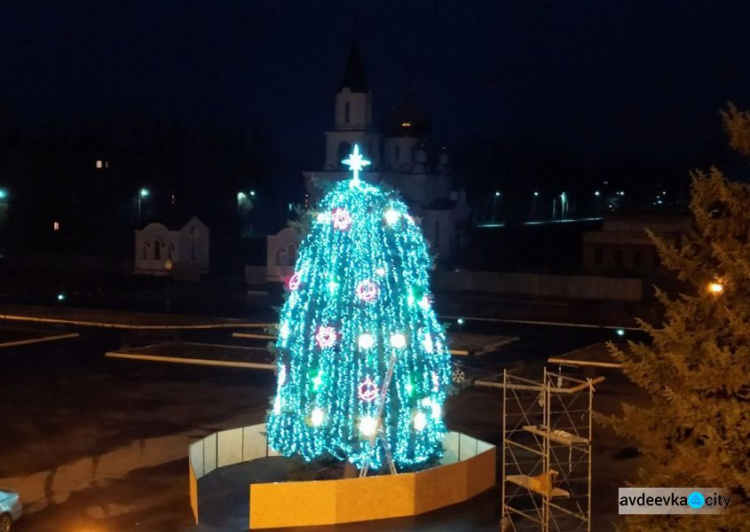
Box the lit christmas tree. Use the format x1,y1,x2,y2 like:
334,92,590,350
267,145,451,471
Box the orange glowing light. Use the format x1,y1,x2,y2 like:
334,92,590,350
708,282,724,295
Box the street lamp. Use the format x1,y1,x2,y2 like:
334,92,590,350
138,188,150,226
492,191,501,222
708,281,724,295
0,189,8,200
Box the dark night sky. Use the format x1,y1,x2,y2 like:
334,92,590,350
1,0,749,167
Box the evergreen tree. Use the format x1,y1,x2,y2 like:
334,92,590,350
267,146,451,471
602,107,750,531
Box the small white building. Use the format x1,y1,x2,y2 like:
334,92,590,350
134,216,210,279
266,227,298,282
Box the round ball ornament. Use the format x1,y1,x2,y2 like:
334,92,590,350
356,280,379,302
357,376,379,402
331,208,353,231
315,326,338,349
287,272,302,291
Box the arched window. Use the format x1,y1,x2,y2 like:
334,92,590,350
337,142,352,168
344,102,350,124
154,239,162,260
167,243,174,260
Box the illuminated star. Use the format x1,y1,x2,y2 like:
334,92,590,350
342,144,371,185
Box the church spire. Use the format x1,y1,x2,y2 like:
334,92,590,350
339,36,369,93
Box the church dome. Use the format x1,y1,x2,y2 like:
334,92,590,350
381,92,432,138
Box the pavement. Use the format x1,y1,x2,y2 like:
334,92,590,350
0,304,268,329
0,299,649,531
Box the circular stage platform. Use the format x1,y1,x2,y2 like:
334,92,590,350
189,424,497,530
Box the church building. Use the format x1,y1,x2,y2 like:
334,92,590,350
303,40,469,260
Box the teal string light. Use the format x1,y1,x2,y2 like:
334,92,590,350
267,145,451,471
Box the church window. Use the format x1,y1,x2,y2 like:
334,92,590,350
154,240,162,261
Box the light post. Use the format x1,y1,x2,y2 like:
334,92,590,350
237,190,256,237
492,191,501,223
137,188,150,227
164,259,173,336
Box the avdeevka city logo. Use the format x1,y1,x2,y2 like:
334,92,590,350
688,491,705,509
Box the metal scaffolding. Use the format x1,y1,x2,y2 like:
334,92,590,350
497,368,598,532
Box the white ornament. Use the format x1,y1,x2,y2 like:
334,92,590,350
273,395,282,415
384,209,400,226
358,333,375,350
317,212,331,224
413,412,428,431
359,415,378,437
375,267,386,277
311,407,325,426
279,323,291,340
418,296,431,310
390,333,407,349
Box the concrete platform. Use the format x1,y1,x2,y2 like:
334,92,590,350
0,304,268,330
548,341,624,370
0,326,79,349
105,342,275,370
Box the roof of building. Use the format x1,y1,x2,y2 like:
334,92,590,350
339,40,369,93
381,92,432,138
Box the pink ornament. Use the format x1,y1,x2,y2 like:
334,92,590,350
356,280,379,302
358,376,379,402
331,207,353,230
315,326,337,349
287,272,302,291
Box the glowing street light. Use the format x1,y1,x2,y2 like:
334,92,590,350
0,188,7,200
708,281,724,295
594,191,601,197
533,191,540,197
137,188,150,226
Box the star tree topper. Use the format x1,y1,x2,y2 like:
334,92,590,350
342,144,371,186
